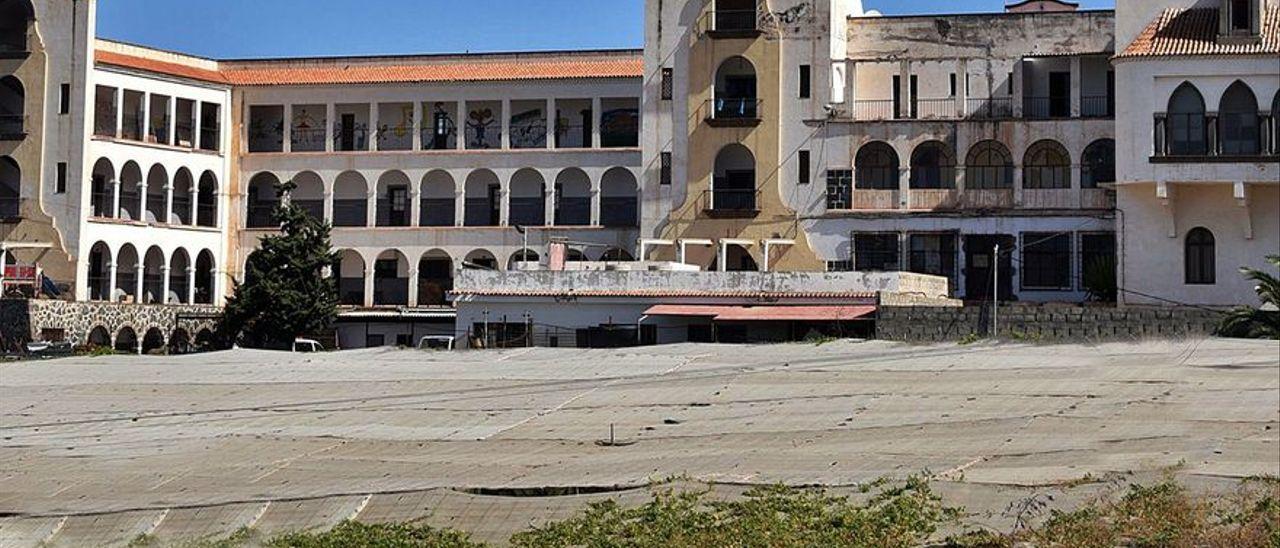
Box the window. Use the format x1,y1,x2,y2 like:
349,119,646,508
798,150,810,185
1167,83,1207,156
825,169,852,210
1231,0,1251,31
55,162,66,194
826,260,854,272
660,152,672,185
965,141,1014,190
1021,233,1072,290
1081,139,1116,188
59,84,70,115
1220,81,1261,155
1080,233,1116,289
199,102,221,152
855,234,900,271
1023,140,1071,190
1185,227,1216,285
661,68,673,100
909,141,956,190
799,65,811,99
908,234,956,280
855,142,899,190
949,74,957,97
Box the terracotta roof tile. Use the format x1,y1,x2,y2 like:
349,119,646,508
1117,5,1280,58
94,49,643,86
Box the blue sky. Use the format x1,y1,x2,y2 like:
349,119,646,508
96,0,1117,59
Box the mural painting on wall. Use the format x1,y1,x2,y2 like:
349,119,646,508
374,105,414,150
248,113,283,152
423,103,457,150
510,108,547,148
601,108,639,147
466,107,500,149
291,107,325,151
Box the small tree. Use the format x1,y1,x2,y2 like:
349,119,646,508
1217,255,1280,340
219,181,339,349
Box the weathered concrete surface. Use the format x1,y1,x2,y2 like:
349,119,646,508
0,339,1276,546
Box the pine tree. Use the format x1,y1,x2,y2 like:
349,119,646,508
219,180,339,349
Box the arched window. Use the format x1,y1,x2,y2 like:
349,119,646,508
909,141,956,190
1167,83,1207,156
713,57,758,120
600,167,639,227
964,141,1013,190
1081,139,1116,189
246,172,280,228
712,144,756,211
855,142,899,190
1023,140,1071,190
1219,81,1260,156
1185,227,1216,285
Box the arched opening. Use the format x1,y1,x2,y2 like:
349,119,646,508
0,75,23,139
142,327,166,354
242,250,263,287
565,248,588,262
509,169,546,227
372,250,409,306
463,249,498,271
142,246,165,304
194,250,215,305
965,140,1013,190
169,249,191,304
554,168,591,226
1023,140,1071,189
118,161,143,221
1185,227,1216,285
508,249,540,270
291,171,325,222
417,250,453,306
332,171,368,227
1168,83,1207,156
169,328,192,355
713,56,758,120
420,170,455,227
600,168,639,227
854,142,899,190
114,327,138,353
909,141,956,190
90,158,115,218
335,250,365,305
375,170,412,227
87,326,112,349
114,244,139,302
712,144,756,212
1273,91,1280,155
1219,81,1261,155
195,329,214,351
87,242,112,301
464,170,501,227
718,244,758,272
145,164,168,224
246,172,280,228
171,168,194,225
197,171,218,227
0,0,33,53
600,247,635,262
0,155,18,218
1081,139,1116,189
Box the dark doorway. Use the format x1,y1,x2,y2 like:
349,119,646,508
1049,72,1071,118
340,113,355,151
487,185,501,225
964,235,1016,301
388,185,408,226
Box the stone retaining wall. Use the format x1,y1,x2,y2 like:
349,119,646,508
876,304,1225,343
0,299,222,352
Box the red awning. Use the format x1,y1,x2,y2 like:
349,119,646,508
643,305,876,321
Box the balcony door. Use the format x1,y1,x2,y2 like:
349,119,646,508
1049,72,1071,118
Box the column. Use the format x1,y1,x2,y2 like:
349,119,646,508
407,267,420,307
1013,166,1025,207
168,96,177,146
323,192,334,224
591,98,602,148
544,182,557,227
1069,56,1082,118
898,61,911,119
212,269,225,307
141,93,150,142
456,103,466,151
160,265,171,305
590,188,601,226
0,244,6,291
546,99,556,150
133,265,144,304
283,104,293,153
411,102,423,150
500,99,511,150
186,266,196,305
111,179,121,217
455,190,466,227
107,261,117,302
898,158,910,209
325,104,336,153
956,59,969,117
114,88,123,138
164,182,174,224
189,181,198,225
365,189,377,228
138,177,148,222
410,188,421,228
362,267,375,308
1012,61,1025,118
368,103,378,152
499,187,510,227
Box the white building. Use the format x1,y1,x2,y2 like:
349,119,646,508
1114,0,1279,307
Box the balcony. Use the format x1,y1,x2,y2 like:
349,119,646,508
965,97,1014,120
702,189,760,218
1081,95,1114,118
1023,96,1071,120
600,197,638,228
851,100,895,122
914,98,957,120
706,98,762,127
420,198,455,227
555,197,591,226
332,199,366,227
908,189,960,210
705,5,761,39
1021,189,1075,209
294,199,324,221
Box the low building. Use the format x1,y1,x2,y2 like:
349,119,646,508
451,268,954,347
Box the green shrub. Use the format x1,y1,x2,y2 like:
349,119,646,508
264,521,482,548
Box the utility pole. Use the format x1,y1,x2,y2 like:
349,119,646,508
991,244,1000,338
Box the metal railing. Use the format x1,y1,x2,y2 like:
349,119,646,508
704,188,759,213
711,9,758,33
851,100,895,121
708,98,761,121
554,124,591,149
421,128,456,151
121,113,143,141
291,128,326,152
332,199,367,227
966,97,1014,119
196,204,217,227
376,199,411,227
293,199,324,222
1081,95,1114,118
0,196,18,218
1023,96,1071,119
199,127,220,152
915,98,957,119
332,126,368,151
464,198,498,227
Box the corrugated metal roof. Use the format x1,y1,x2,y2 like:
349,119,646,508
1117,6,1280,59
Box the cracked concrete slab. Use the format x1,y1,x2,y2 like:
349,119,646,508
0,338,1276,546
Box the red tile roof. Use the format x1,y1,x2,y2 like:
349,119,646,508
1117,5,1280,58
95,50,643,86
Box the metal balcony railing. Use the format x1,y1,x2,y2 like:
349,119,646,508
707,98,761,125
293,199,324,222
332,126,368,151
710,9,758,33
0,196,18,218
376,199,411,227
199,127,220,152
197,203,217,227
332,199,367,227
291,128,326,152
1081,95,1114,118
1024,96,1071,119
464,199,498,227
914,98,956,119
851,100,895,121
703,188,759,215
966,97,1014,119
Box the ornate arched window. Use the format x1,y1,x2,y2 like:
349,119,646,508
1023,140,1071,190
1219,81,1260,155
964,141,1013,190
1167,83,1207,156
1081,139,1116,189
855,142,899,190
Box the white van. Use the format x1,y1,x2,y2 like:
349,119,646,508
292,338,324,353
418,336,455,351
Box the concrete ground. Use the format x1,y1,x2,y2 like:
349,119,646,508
0,338,1276,546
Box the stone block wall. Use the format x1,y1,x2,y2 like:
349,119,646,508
876,304,1225,343
0,299,222,352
